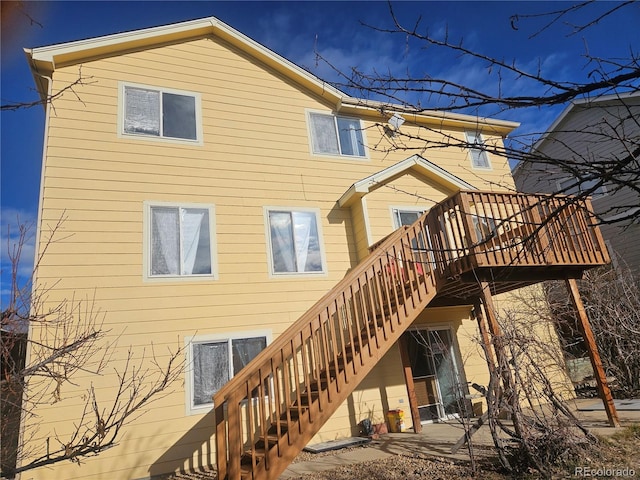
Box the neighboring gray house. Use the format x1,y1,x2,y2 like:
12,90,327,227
513,92,640,274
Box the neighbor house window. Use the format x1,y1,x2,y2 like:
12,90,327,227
145,202,216,279
308,112,366,157
557,176,607,199
187,334,268,411
465,131,491,169
266,208,325,274
121,83,201,142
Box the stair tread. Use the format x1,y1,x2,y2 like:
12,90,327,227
216,234,435,480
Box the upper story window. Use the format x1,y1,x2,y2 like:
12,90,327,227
266,208,326,275
308,112,366,158
465,131,491,169
121,82,202,143
557,177,607,200
145,202,216,280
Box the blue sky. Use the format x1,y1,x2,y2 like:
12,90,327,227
1,1,637,305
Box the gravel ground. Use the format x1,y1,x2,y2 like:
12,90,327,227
285,453,495,480
155,447,504,480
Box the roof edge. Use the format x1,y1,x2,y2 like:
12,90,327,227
532,91,640,151
340,98,520,133
25,16,522,133
338,154,476,207
26,16,346,106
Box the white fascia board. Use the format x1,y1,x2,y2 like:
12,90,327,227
339,98,520,133
28,17,214,62
338,155,475,207
26,16,347,104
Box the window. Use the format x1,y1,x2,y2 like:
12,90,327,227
465,131,491,169
121,83,201,142
392,208,426,229
145,202,216,279
391,208,434,273
266,209,325,275
187,334,268,411
308,112,366,157
557,177,607,199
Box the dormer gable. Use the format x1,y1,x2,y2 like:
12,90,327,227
338,154,476,208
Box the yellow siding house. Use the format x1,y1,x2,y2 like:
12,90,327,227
23,16,610,480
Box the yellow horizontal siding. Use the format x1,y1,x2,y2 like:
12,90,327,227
28,31,518,480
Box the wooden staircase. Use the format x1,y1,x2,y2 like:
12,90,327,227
213,190,609,480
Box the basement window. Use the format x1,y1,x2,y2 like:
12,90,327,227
185,333,269,414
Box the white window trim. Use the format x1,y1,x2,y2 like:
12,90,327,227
465,131,492,170
143,201,218,282
556,176,608,200
264,206,328,278
184,330,272,416
306,109,369,160
118,81,203,145
390,206,428,229
390,205,436,272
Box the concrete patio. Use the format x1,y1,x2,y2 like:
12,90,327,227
280,398,640,478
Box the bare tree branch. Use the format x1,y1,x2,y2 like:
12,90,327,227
1,68,94,112
1,220,185,477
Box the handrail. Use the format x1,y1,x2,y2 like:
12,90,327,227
215,211,439,479
212,224,412,404
213,189,609,480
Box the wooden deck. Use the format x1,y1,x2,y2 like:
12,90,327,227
424,190,608,304
213,190,609,480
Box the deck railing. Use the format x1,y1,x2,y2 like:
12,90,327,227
423,190,609,279
213,190,608,480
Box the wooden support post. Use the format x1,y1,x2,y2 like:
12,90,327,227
398,335,422,433
478,282,512,391
450,300,502,455
565,278,620,427
472,300,496,375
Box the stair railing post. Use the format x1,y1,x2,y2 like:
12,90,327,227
226,391,243,480
215,400,228,480
458,191,482,268
583,197,610,264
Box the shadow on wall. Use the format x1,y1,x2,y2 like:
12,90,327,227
346,359,397,437
327,202,360,268
148,410,215,478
